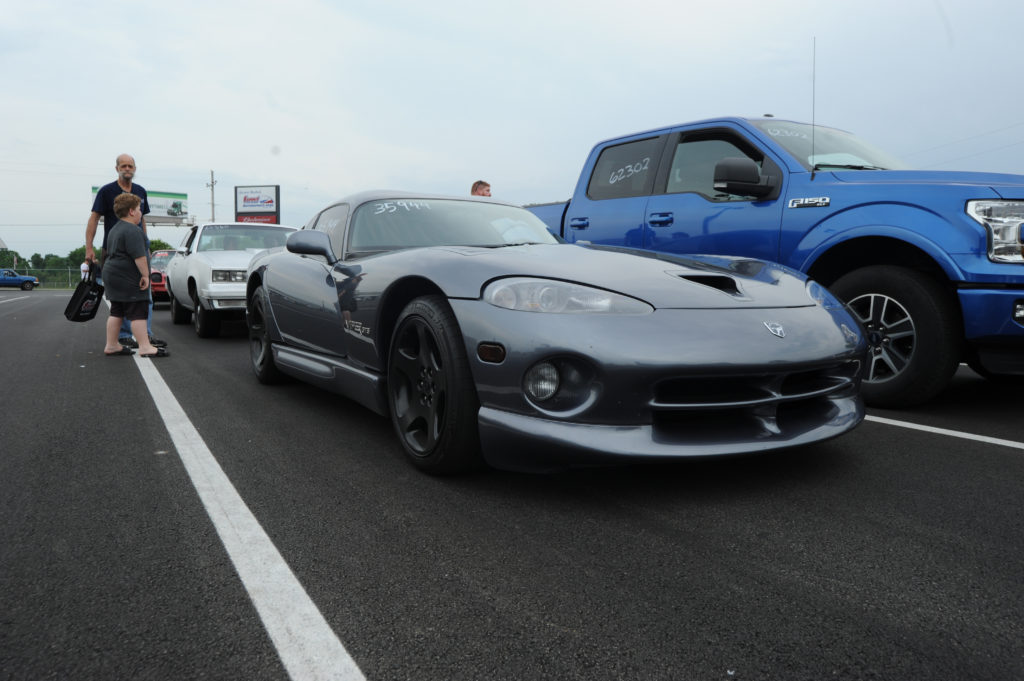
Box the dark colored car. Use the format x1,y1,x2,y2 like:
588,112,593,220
246,192,867,474
149,249,175,302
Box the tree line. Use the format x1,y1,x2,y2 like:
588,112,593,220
0,240,174,287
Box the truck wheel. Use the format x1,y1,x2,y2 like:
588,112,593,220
831,266,961,408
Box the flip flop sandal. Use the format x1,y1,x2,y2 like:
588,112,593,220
105,347,135,356
140,347,170,358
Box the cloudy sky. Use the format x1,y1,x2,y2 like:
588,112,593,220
2,0,1022,257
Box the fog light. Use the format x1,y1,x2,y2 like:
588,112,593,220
524,362,559,401
1015,301,1024,323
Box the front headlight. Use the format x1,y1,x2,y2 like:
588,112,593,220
483,277,653,314
806,280,844,310
212,269,246,282
967,200,1024,263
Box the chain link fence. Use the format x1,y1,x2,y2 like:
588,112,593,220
9,268,84,290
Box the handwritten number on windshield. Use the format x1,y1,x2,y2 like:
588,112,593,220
373,201,433,214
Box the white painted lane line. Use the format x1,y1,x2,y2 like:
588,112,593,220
866,415,1024,451
133,356,366,681
0,296,31,304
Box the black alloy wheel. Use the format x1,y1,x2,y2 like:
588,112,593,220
387,295,481,474
248,286,284,384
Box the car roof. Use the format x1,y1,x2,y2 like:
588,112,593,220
324,190,521,210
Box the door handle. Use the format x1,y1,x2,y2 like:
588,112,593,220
648,212,674,227
568,217,590,230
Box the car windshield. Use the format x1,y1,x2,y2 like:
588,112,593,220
195,225,292,252
751,120,908,171
150,253,173,269
348,199,558,252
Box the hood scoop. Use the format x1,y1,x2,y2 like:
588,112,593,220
678,274,743,297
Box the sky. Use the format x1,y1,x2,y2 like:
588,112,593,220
2,0,1023,258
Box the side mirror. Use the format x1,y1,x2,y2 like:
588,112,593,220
286,230,338,265
713,157,777,199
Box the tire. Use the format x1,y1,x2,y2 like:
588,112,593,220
21,281,33,290
169,289,191,324
247,286,285,384
387,295,482,474
831,265,961,408
192,289,221,338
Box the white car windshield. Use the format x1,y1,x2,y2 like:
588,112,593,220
196,225,292,252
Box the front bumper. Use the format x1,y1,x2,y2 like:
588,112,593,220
450,300,867,472
198,282,248,311
478,394,863,472
959,289,1024,374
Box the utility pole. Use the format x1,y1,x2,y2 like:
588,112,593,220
206,170,217,220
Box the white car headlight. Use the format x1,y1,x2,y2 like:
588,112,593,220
967,200,1024,263
483,277,652,314
212,269,246,282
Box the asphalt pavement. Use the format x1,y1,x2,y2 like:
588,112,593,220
2,290,1022,681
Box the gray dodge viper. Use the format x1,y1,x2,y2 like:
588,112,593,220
246,192,867,473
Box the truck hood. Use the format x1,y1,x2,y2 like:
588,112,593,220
433,244,815,310
828,169,1024,197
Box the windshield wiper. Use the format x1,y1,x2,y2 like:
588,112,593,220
811,163,887,171
487,242,541,248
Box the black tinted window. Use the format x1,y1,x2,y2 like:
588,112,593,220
667,135,762,201
587,137,663,200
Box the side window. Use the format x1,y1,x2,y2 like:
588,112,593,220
587,137,663,200
666,135,763,201
182,226,198,252
317,204,350,260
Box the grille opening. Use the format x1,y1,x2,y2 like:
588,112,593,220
655,362,860,406
679,275,741,296
652,397,838,444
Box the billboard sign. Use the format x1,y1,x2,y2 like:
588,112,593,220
235,185,280,224
91,187,189,225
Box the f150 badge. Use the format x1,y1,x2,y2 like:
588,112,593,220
788,197,831,209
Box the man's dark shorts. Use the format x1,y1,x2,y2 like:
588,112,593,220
110,300,149,321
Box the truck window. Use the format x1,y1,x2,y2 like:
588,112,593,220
666,136,762,201
587,137,663,201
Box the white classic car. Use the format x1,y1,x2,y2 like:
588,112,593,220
165,222,295,337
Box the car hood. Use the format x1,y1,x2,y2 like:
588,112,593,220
426,244,814,309
194,251,260,269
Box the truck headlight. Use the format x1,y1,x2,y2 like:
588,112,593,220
967,200,1024,263
212,270,246,282
483,277,652,314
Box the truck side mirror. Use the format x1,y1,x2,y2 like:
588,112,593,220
713,157,777,199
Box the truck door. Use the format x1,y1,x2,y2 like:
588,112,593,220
563,135,667,248
643,129,785,263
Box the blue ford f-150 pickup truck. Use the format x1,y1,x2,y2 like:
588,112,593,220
527,117,1024,407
